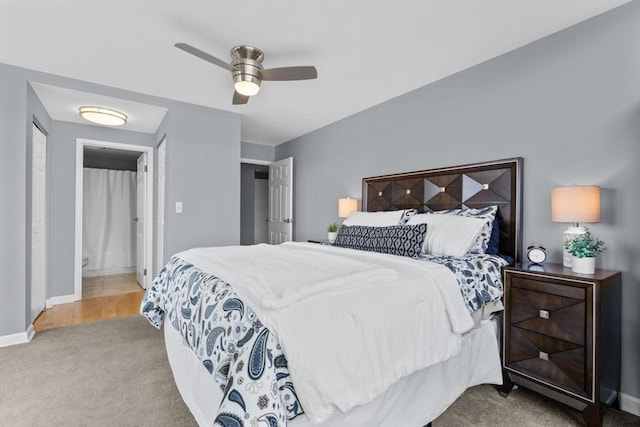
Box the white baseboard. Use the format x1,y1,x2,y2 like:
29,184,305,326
0,324,35,348
49,294,77,305
45,299,53,309
620,392,640,417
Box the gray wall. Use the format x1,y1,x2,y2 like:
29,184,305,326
277,3,640,400
241,141,275,162
0,62,241,337
160,105,240,256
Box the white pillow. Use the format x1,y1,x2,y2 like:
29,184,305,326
406,213,487,257
342,210,406,227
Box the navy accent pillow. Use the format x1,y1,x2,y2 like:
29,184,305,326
486,217,500,255
333,223,427,258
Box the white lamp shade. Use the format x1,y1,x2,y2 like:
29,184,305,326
551,185,600,223
338,198,358,218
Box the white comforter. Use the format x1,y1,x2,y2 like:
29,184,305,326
178,242,474,424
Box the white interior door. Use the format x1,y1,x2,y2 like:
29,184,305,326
254,179,269,244
268,157,293,244
31,123,47,322
157,139,166,272
136,153,147,287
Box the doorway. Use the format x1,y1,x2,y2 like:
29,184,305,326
240,163,269,245
74,139,154,301
240,157,293,245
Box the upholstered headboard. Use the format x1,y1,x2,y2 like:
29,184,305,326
362,158,523,262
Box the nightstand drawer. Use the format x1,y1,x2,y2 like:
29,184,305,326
508,325,589,398
510,285,585,344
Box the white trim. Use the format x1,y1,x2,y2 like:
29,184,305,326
241,157,272,166
75,139,154,299
45,299,53,309
49,294,77,305
620,392,640,417
157,137,166,273
26,324,35,342
0,325,34,348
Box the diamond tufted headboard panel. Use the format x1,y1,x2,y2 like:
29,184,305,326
362,158,523,262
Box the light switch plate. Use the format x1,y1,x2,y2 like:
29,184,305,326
175,201,183,214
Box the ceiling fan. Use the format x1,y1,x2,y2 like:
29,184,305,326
175,43,318,105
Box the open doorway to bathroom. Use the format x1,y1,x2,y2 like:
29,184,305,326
74,139,154,301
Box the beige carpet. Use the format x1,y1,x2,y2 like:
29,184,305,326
0,315,638,427
0,315,196,427
437,384,639,427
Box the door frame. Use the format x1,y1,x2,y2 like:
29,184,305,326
156,137,166,273
74,138,154,300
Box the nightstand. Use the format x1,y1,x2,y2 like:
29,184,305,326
501,264,621,427
307,239,333,245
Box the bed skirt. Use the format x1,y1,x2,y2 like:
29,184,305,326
164,317,502,427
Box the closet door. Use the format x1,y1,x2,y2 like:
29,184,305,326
31,123,47,322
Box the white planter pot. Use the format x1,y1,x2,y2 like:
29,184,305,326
327,232,337,242
571,256,596,274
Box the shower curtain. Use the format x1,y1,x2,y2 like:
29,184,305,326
82,168,137,276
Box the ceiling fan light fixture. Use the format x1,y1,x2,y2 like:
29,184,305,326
234,79,261,96
79,106,127,126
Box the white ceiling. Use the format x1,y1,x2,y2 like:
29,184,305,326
0,1,629,146
30,83,168,134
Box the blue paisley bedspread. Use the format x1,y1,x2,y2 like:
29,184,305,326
141,253,505,427
423,253,507,313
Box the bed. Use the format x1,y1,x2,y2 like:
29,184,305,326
142,158,523,427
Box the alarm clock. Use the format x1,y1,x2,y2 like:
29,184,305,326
527,244,547,264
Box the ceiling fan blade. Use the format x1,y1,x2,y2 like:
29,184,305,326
261,66,317,81
233,91,250,105
174,43,237,72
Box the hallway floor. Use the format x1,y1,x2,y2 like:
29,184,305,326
33,273,145,331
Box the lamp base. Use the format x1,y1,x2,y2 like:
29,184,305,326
562,226,585,268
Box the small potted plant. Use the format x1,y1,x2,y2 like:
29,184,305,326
327,222,339,242
564,227,606,274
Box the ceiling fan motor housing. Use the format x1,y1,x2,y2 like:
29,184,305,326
231,45,264,89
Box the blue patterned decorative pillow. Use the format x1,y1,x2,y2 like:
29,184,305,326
455,206,498,254
333,225,376,251
333,223,427,258
432,206,498,254
399,208,418,225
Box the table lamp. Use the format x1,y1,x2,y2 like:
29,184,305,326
338,197,358,218
551,185,600,267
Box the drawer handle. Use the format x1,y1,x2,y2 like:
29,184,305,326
539,351,549,361
539,309,550,319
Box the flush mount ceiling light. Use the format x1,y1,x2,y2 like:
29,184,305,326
79,106,128,126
